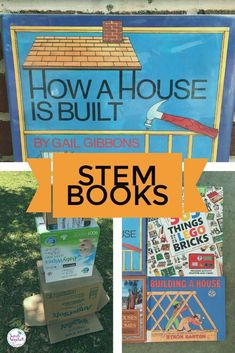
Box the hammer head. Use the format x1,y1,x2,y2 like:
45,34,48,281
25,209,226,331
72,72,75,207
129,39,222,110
150,99,167,114
145,99,166,128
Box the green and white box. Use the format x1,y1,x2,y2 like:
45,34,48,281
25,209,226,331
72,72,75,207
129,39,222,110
36,217,100,283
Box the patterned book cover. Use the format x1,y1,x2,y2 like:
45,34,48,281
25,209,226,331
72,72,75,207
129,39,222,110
147,187,223,277
147,276,225,342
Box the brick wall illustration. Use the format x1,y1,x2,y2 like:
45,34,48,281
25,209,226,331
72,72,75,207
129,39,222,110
103,20,123,43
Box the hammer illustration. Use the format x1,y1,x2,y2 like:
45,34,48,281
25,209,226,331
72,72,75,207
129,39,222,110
122,243,142,253
144,100,218,138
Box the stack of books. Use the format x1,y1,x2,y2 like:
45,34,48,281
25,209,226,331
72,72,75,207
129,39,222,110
122,187,225,343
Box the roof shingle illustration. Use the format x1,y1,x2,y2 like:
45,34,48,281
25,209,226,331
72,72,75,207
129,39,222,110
23,21,141,70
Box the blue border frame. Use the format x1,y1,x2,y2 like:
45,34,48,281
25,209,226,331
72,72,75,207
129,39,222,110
2,14,235,161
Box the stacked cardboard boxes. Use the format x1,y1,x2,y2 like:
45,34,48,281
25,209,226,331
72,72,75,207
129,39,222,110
23,214,109,344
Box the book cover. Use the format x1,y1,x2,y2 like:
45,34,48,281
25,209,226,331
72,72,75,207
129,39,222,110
3,15,235,161
147,276,225,342
122,276,146,343
122,218,146,276
147,187,223,277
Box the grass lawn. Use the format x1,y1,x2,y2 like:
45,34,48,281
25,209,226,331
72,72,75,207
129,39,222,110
0,172,113,353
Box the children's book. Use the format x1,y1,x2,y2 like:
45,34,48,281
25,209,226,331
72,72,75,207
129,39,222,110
122,218,146,275
122,276,146,343
147,276,225,342
147,187,223,277
3,15,235,161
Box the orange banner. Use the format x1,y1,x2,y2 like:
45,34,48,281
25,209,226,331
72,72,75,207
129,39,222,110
27,153,207,218
27,158,51,213
184,158,208,213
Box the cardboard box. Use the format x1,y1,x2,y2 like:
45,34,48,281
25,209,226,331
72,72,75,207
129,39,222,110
23,287,109,343
36,217,100,282
24,288,109,327
23,294,45,326
37,260,104,325
48,314,103,344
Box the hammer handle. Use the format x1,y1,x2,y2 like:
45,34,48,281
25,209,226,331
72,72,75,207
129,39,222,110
162,113,218,138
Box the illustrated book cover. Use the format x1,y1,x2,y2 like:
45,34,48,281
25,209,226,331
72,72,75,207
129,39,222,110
147,276,225,342
3,15,235,161
122,276,146,343
147,187,223,277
